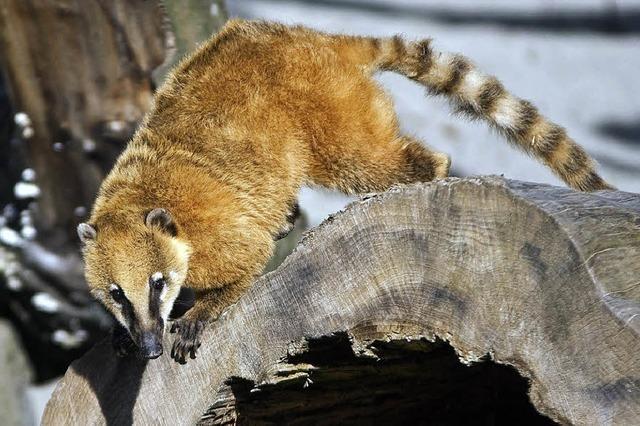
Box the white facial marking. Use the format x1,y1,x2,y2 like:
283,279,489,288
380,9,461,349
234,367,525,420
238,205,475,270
150,271,169,302
109,283,124,309
160,285,168,302
160,290,179,321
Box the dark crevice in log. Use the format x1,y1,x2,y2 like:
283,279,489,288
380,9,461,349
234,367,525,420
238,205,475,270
200,334,556,425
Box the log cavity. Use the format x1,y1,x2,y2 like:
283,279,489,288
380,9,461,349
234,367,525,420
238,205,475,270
200,333,557,425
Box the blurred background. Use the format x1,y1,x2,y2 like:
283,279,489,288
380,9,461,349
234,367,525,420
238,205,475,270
0,0,638,423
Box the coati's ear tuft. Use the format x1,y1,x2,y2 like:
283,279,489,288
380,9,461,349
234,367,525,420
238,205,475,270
77,223,97,244
145,208,177,236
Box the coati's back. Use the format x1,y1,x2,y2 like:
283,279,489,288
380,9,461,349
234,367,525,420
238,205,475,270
141,19,610,194
143,21,406,194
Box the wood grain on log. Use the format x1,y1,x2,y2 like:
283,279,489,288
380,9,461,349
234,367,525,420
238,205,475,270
42,177,640,425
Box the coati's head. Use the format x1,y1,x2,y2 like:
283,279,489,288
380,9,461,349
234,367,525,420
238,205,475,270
78,208,191,359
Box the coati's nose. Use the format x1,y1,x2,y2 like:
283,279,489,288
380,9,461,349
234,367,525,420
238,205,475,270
140,332,163,359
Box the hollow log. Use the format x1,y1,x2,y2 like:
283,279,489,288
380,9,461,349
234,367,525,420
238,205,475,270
42,177,640,425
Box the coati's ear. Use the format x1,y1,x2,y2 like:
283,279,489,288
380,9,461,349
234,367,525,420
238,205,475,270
77,223,97,245
145,208,177,236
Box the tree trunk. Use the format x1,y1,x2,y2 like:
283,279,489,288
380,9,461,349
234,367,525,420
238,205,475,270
42,177,640,425
0,0,167,380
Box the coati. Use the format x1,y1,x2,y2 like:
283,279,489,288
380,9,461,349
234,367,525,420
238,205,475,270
77,19,613,364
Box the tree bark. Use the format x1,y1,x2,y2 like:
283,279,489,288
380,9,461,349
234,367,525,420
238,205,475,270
42,177,640,425
154,0,228,84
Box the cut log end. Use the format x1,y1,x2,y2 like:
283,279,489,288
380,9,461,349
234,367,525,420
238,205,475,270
43,177,640,425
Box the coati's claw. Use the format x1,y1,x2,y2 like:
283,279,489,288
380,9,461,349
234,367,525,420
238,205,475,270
112,326,136,358
170,318,205,364
274,222,294,240
274,202,300,240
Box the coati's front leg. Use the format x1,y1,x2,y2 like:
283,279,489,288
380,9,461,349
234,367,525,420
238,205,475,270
170,282,248,364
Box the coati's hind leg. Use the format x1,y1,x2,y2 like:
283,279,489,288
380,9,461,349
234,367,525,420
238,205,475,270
312,135,450,194
398,137,451,185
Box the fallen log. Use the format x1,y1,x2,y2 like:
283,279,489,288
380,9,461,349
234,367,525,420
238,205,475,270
43,176,640,425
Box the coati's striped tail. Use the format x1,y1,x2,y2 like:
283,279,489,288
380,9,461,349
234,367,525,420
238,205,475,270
370,36,613,192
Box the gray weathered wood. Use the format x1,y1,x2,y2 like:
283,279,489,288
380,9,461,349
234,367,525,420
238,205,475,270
42,177,640,425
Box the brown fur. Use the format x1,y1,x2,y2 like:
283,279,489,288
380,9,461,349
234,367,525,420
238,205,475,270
80,20,612,363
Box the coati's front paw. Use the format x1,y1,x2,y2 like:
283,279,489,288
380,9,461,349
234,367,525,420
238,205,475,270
112,326,136,358
170,318,205,364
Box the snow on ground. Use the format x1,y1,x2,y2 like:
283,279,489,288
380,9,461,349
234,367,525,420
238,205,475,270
231,0,640,225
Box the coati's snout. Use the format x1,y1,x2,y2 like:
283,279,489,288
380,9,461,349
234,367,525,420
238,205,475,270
139,331,164,359
134,272,167,359
108,273,170,359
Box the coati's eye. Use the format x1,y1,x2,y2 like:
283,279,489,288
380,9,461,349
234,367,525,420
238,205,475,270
110,285,125,304
150,272,165,291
